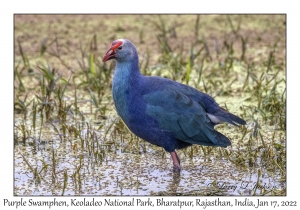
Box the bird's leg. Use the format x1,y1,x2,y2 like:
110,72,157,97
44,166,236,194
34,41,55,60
170,151,181,172
175,152,180,165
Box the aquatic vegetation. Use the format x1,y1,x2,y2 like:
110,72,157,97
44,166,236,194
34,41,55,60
14,14,286,196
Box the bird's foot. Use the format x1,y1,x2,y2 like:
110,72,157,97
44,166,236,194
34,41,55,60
173,164,181,173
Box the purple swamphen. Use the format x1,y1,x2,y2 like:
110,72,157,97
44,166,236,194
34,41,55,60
102,39,246,171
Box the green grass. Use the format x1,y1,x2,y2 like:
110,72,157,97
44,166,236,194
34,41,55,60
14,14,286,196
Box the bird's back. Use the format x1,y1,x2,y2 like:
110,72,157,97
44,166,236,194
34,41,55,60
116,76,231,150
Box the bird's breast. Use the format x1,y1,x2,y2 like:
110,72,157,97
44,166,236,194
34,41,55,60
112,79,130,124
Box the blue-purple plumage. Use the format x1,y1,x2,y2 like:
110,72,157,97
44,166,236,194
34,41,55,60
103,39,246,170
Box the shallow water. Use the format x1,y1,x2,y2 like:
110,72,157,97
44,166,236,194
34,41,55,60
14,113,285,196
14,14,286,196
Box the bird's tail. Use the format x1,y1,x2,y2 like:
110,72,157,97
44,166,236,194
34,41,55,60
226,112,246,126
213,108,246,126
215,131,231,147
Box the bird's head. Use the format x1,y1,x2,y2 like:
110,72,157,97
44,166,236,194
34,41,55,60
102,39,138,63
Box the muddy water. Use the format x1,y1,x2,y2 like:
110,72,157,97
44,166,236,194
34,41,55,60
14,112,285,196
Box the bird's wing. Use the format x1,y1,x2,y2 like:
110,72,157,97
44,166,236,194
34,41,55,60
172,82,246,126
142,87,231,147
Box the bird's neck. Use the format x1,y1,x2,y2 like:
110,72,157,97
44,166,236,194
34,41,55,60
112,60,142,123
114,59,141,86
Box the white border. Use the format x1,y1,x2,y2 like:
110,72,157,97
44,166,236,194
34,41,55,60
2,0,299,209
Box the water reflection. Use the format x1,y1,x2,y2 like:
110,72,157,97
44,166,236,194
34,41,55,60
169,170,181,194
14,136,285,196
